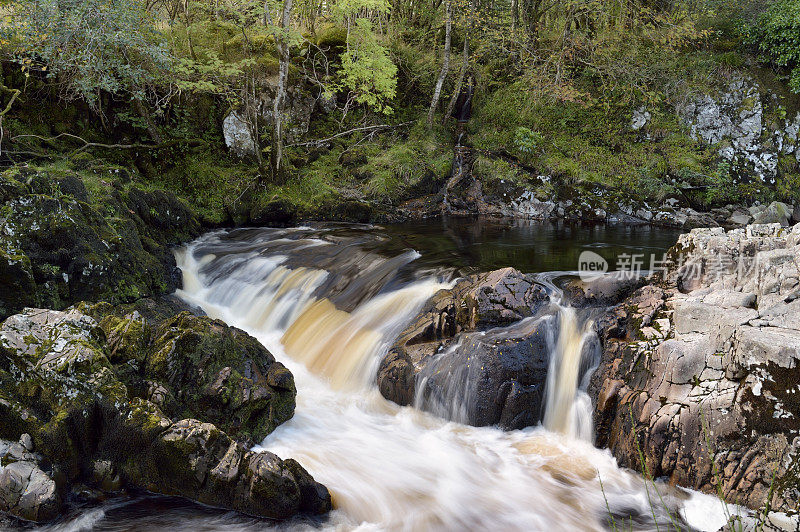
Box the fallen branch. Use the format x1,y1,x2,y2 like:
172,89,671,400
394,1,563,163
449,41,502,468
11,132,205,156
286,121,415,148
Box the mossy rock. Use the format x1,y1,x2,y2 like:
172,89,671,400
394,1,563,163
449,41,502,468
316,24,347,50
81,299,296,443
0,168,201,320
0,303,320,522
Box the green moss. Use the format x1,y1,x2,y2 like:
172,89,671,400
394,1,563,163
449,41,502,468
316,24,347,49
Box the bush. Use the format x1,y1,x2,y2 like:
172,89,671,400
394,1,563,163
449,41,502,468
5,0,172,108
746,0,800,92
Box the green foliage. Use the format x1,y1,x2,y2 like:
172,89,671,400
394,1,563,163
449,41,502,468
174,53,256,96
360,122,451,199
746,0,800,93
513,127,544,156
337,18,398,114
5,0,172,108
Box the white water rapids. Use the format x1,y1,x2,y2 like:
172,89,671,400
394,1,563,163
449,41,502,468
167,227,738,532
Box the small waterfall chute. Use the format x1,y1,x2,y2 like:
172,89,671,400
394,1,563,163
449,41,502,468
542,305,600,441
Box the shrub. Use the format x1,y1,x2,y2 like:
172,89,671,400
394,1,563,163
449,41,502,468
5,0,172,108
746,0,800,92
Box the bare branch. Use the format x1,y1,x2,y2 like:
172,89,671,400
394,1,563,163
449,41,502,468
285,122,415,148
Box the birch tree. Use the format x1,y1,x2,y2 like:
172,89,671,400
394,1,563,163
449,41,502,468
271,0,294,180
427,0,452,129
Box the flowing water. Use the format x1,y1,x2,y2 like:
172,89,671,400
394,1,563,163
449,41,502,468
34,218,741,532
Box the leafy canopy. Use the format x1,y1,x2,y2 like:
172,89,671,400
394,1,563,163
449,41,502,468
337,18,397,114
5,0,173,107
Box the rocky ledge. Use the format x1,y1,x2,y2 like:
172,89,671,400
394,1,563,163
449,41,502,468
0,167,202,322
590,222,800,515
0,299,331,523
378,267,553,429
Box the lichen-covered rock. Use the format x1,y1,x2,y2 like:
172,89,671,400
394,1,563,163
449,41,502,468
223,86,315,159
0,168,200,321
0,460,60,523
86,300,296,442
590,222,800,515
0,303,328,523
378,268,551,429
750,201,793,226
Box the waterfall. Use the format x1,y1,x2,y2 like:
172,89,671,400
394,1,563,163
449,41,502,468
542,306,600,441
167,226,735,532
176,232,448,391
412,298,600,441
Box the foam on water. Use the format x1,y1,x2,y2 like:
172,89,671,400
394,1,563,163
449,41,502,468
168,228,746,531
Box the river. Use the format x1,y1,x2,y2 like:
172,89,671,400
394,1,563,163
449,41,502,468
35,218,739,532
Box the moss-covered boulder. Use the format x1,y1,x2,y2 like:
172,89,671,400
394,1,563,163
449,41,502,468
86,299,296,442
0,168,201,320
0,304,329,523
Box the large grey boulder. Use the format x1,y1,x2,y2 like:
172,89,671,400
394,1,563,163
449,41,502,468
0,461,60,523
223,86,315,158
222,111,257,158
590,222,800,515
751,201,793,226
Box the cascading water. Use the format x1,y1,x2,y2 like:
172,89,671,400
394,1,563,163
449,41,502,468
143,224,737,532
542,304,600,441
412,274,601,442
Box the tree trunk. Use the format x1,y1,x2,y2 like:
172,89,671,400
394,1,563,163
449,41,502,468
427,0,452,130
511,0,518,32
271,0,293,182
184,0,197,60
444,36,469,123
133,98,163,144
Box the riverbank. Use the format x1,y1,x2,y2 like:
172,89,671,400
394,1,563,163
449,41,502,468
590,222,800,522
1,166,799,528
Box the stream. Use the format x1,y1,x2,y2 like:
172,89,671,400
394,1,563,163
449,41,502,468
36,218,739,532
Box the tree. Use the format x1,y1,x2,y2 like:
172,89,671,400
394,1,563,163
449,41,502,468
270,0,294,180
5,0,173,122
428,0,452,129
332,0,397,115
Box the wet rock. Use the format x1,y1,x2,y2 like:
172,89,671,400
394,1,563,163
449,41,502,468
90,460,121,492
415,318,551,429
0,304,328,523
378,268,551,429
284,458,333,515
0,461,60,523
465,268,549,326
564,271,647,307
123,417,328,519
590,222,800,513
